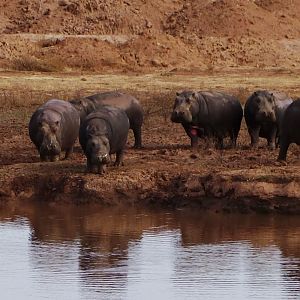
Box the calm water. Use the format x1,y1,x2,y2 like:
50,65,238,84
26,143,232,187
0,202,299,300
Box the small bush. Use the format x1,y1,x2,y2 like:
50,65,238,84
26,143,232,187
11,56,63,72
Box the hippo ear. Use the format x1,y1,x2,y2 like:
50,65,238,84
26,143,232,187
79,99,88,108
191,92,198,99
270,93,276,103
176,92,180,96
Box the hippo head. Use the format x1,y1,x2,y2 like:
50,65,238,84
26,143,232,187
171,91,198,123
252,91,276,122
38,119,62,159
86,125,111,173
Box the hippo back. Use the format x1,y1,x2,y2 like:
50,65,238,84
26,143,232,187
195,91,243,133
71,92,143,127
80,106,129,154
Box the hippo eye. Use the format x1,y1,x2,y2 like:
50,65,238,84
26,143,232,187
186,98,191,104
55,121,59,126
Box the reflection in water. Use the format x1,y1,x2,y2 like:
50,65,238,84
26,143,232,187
0,202,299,299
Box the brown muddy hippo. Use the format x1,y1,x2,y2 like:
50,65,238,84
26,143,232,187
70,91,143,148
278,99,300,161
79,106,129,175
171,91,243,148
29,99,80,162
244,90,293,149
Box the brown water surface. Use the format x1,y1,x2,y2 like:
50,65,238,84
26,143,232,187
0,202,299,299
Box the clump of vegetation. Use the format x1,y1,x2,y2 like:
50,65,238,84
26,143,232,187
0,90,85,109
11,56,63,72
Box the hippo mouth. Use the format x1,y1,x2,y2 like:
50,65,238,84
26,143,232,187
256,112,276,123
40,145,61,156
170,113,182,123
91,153,110,165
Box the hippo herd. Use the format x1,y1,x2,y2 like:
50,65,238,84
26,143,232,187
29,90,300,174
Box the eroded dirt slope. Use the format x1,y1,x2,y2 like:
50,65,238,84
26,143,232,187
0,0,300,72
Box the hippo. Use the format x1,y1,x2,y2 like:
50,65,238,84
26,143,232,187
79,106,129,174
244,90,293,149
278,99,300,161
70,91,143,148
171,91,243,148
29,99,80,162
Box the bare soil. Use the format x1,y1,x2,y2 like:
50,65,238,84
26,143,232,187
0,71,300,213
1,0,300,72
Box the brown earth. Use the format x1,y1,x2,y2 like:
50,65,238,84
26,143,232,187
0,0,300,72
0,72,300,213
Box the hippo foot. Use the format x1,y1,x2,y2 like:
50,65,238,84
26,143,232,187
268,144,276,151
50,155,60,162
275,159,287,166
114,161,124,167
40,156,50,162
97,164,106,175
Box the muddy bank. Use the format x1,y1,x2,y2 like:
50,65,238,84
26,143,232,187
1,160,300,214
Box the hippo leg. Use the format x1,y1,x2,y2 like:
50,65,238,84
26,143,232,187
267,127,277,150
40,154,49,162
97,163,106,175
215,137,224,149
114,149,124,166
86,159,93,173
64,147,73,160
183,124,198,148
249,126,260,148
133,126,142,149
50,155,60,162
278,137,290,161
190,136,199,148
229,130,238,148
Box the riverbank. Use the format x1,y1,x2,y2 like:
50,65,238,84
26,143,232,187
1,156,300,213
0,71,299,213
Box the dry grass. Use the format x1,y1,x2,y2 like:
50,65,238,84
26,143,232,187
11,56,64,72
0,71,299,120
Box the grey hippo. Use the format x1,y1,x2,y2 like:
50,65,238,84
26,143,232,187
278,99,300,161
171,91,243,148
29,99,80,162
79,106,129,175
70,91,143,148
244,90,293,149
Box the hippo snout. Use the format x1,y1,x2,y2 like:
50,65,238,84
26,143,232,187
40,143,61,155
257,111,276,122
171,110,183,123
97,153,110,164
